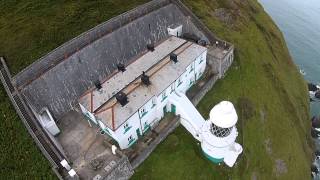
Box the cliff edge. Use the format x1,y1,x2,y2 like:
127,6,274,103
133,0,313,179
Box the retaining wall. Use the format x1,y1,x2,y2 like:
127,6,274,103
15,1,209,120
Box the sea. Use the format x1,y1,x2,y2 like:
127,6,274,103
259,0,320,117
259,0,320,178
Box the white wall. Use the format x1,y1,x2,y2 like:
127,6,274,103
138,97,158,133
79,103,97,124
78,49,208,150
114,112,141,149
195,51,207,80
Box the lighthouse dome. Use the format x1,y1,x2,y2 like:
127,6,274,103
209,101,238,128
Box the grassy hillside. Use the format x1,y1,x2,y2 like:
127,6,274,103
0,0,148,179
0,0,312,179
133,0,313,179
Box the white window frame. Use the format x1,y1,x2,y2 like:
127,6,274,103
139,106,146,114
152,97,157,106
124,123,128,129
170,83,175,93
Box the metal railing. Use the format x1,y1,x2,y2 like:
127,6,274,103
0,57,66,177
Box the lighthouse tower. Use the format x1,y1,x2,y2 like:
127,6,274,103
200,101,243,167
168,91,243,167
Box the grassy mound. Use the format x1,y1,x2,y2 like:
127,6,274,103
133,0,313,179
0,0,312,179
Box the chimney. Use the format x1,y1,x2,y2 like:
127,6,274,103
147,43,155,52
117,63,126,72
170,53,178,63
94,80,102,90
141,71,151,86
116,91,128,106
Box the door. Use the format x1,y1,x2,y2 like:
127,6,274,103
171,104,176,115
163,105,167,115
136,128,141,138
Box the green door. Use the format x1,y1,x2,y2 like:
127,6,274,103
163,105,167,115
136,128,141,138
171,104,176,114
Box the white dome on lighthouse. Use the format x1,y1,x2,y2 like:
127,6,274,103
209,101,238,128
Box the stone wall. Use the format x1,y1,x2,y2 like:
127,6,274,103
130,116,180,169
190,75,220,106
104,157,134,180
15,1,209,120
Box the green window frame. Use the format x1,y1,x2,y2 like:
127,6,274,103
140,111,147,118
151,98,156,108
143,122,151,133
139,106,148,118
199,56,204,64
189,65,194,73
128,135,136,147
100,128,112,136
177,78,183,87
170,84,175,93
123,123,132,134
161,92,167,102
189,79,194,86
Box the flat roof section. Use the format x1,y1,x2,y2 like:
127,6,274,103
208,45,230,59
79,36,186,112
95,41,207,130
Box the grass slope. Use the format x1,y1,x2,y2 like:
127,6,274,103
0,0,312,179
133,0,313,179
0,0,148,179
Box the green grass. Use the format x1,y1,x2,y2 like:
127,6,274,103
0,0,148,179
0,0,312,179
133,0,313,179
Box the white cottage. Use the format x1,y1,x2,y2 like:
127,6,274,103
78,36,207,149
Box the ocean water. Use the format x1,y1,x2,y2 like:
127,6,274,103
259,0,320,117
259,0,320,177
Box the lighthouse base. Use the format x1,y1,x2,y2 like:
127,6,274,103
202,150,224,164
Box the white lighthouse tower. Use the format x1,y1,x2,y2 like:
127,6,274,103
169,91,243,167
200,101,243,167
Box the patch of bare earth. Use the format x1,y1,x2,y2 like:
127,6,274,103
273,159,288,177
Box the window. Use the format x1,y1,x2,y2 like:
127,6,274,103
144,122,148,129
139,106,147,118
161,91,167,102
177,77,183,87
124,123,128,129
127,135,136,146
140,107,146,114
128,135,133,141
189,63,194,73
128,135,136,147
189,79,194,86
170,84,175,93
152,97,156,108
123,122,131,133
210,124,233,137
199,56,204,64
